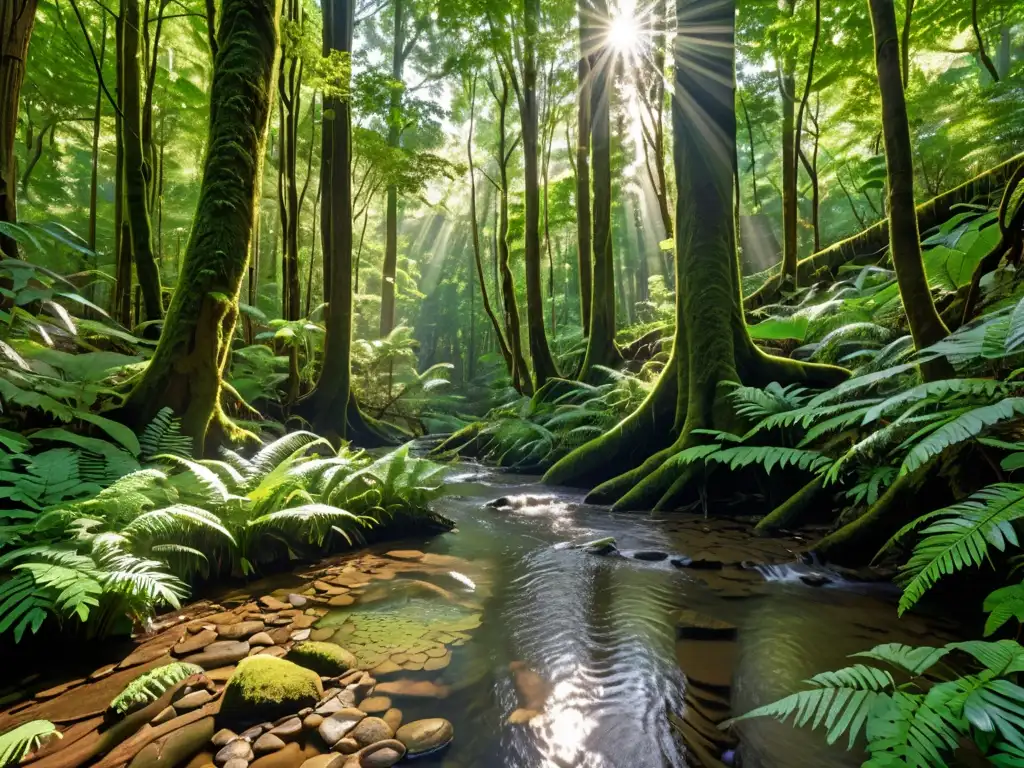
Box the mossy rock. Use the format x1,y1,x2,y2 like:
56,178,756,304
219,656,323,727
286,642,358,676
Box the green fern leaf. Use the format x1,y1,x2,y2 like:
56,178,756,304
0,720,60,768
852,643,952,675
110,662,203,716
902,398,1024,474
984,584,1024,637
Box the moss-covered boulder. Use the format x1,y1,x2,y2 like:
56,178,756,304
286,642,357,676
219,656,323,727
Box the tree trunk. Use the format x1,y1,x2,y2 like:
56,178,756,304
543,0,846,504
779,11,798,285
88,17,107,254
869,0,952,381
575,0,593,336
900,0,914,87
0,0,38,259
379,0,405,338
113,9,132,324
519,0,559,387
467,76,516,383
122,0,163,322
581,0,621,376
121,0,279,455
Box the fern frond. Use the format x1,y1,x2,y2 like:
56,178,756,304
139,408,193,461
0,720,60,768
901,398,1024,474
109,662,203,716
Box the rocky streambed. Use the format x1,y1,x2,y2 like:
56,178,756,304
0,549,472,768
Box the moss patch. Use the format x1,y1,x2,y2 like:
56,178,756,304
219,656,323,727
286,641,358,676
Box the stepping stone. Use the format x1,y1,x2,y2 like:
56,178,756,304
212,729,239,747
357,696,391,714
328,595,354,607
317,709,365,747
674,609,738,641
269,717,303,740
174,689,214,711
259,596,291,612
350,717,393,747
249,632,275,647
215,740,254,765
174,629,219,656
632,551,669,561
382,708,402,732
151,705,178,725
183,640,251,669
219,621,266,640
253,733,286,755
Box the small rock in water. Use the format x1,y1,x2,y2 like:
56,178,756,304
582,537,620,557
670,555,723,570
631,551,668,562
395,718,454,756
350,717,393,747
800,574,832,587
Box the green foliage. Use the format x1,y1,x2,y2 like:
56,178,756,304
110,662,203,716
0,721,60,768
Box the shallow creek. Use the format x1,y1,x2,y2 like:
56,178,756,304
0,463,959,768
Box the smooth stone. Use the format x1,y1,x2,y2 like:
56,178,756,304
299,756,344,768
373,680,449,698
288,595,308,608
224,760,248,768
317,709,366,747
350,717,392,747
291,615,318,629
423,655,450,672
240,725,264,740
259,596,291,612
258,647,288,658
370,661,401,676
269,718,303,740
315,698,344,716
174,629,219,656
356,740,405,768
382,709,402,733
302,714,323,729
249,632,275,647
212,730,238,748
250,743,304,768
674,609,738,641
253,734,286,755
215,740,254,765
151,705,178,725
357,697,390,714
328,595,355,607
128,717,216,768
800,574,833,587
175,690,215,711
395,719,453,755
632,550,669,561
310,628,335,642
290,630,311,642
184,640,251,670
220,621,267,641
385,550,424,561
207,667,238,683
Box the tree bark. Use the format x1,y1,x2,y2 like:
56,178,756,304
869,0,952,381
581,0,621,376
122,0,164,322
88,16,108,256
971,0,999,83
121,0,279,454
779,7,798,285
900,0,914,87
0,0,39,259
379,0,405,337
518,0,559,387
575,0,593,335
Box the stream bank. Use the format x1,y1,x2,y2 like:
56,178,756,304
0,464,959,768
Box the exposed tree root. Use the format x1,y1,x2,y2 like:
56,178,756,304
754,475,825,534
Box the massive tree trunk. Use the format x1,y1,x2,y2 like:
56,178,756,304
544,0,846,505
518,0,559,387
121,0,279,455
869,0,951,381
0,0,39,259
580,0,622,376
122,0,164,322
575,0,592,335
379,0,405,338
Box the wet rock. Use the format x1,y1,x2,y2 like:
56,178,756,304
258,597,291,612
250,742,304,768
423,655,450,672
356,740,405,768
267,628,293,645
215,739,254,765
327,595,355,608
151,706,178,725
291,615,318,629
373,680,450,698
269,717,303,740
302,714,323,730
382,709,402,733
220,657,324,728
310,628,335,642
671,556,723,571
350,717,392,747
674,609,738,641
174,630,220,657
800,574,832,587
213,729,238,747
299,755,344,768
249,633,275,647
333,738,359,755
370,661,401,676
357,696,390,714
175,690,215,711
288,595,308,609
240,725,265,741
288,642,358,676
384,550,424,561
395,718,453,757
632,551,669,562
129,716,216,768
317,709,366,747
290,630,311,642
253,734,286,755
506,709,539,725
315,698,344,716
581,537,620,557
183,640,251,670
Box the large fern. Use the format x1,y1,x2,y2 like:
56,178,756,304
0,721,60,768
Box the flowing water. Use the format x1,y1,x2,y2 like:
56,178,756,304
317,464,958,768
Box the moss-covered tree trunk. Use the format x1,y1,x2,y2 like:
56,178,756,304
869,0,952,381
519,0,559,388
544,0,846,506
575,0,592,336
580,0,622,376
0,0,39,260
121,0,279,455
121,0,163,323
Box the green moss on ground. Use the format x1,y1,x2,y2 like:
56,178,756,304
286,641,358,676
219,656,323,726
